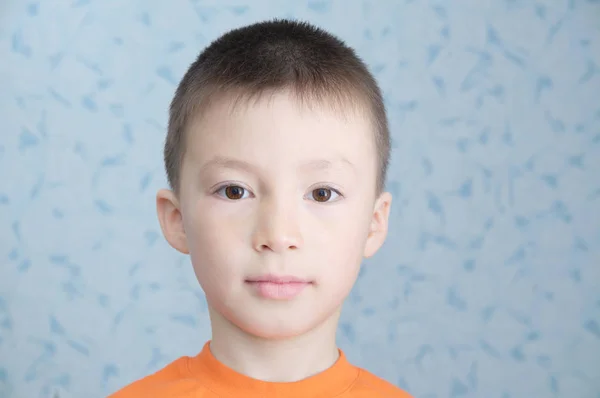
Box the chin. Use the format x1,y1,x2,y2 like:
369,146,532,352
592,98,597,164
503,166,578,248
230,305,339,340
238,314,322,340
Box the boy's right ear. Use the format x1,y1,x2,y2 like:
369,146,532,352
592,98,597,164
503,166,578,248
156,189,190,254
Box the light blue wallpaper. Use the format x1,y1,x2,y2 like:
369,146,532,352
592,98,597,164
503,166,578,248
1,1,599,397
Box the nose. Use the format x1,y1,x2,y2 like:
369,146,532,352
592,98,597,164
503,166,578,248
252,200,303,253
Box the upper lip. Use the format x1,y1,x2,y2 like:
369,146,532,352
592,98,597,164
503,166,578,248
245,274,313,284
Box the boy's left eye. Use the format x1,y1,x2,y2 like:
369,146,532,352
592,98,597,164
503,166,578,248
309,187,340,203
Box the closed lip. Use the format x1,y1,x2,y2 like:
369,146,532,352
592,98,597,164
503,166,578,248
245,274,313,284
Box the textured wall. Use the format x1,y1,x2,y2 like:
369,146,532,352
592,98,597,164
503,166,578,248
1,1,599,397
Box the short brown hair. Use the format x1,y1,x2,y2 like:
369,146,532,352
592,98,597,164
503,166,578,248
165,19,390,194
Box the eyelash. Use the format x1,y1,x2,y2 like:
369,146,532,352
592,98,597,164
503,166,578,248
310,186,343,202
212,184,344,202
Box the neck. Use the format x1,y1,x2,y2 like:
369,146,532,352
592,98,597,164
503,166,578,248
208,306,341,382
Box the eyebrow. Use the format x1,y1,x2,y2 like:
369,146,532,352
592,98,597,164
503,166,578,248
299,158,356,172
200,156,356,174
200,156,259,174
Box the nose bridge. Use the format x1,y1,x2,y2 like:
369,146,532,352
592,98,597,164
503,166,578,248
253,192,302,252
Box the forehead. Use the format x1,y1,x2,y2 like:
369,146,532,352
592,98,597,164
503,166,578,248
185,90,377,167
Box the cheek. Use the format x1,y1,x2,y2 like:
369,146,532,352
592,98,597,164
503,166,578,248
184,198,248,251
183,203,248,292
311,200,372,245
311,203,371,279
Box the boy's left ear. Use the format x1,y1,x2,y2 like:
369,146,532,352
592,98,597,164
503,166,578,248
363,191,392,258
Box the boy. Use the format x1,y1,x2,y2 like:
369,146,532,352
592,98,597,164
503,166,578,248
110,19,411,397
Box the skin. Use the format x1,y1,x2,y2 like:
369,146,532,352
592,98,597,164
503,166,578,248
156,90,392,382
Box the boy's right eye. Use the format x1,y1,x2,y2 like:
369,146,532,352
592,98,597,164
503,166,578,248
216,185,250,200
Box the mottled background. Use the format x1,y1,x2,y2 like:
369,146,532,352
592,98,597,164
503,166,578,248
1,0,599,397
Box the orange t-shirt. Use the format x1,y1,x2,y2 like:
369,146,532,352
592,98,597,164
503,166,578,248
109,342,412,397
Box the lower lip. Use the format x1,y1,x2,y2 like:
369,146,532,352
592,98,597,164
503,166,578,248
246,281,311,300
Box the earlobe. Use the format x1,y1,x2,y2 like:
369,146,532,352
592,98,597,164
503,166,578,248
156,189,190,254
363,191,392,258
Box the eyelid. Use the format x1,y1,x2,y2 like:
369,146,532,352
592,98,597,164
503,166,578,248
306,184,344,203
310,183,344,195
211,182,255,199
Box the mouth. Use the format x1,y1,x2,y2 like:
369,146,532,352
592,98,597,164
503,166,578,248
244,274,314,300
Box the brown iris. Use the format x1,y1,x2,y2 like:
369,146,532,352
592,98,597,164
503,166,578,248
312,188,332,202
225,186,245,200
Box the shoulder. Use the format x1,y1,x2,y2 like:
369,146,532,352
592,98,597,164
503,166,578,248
107,356,211,398
346,367,413,398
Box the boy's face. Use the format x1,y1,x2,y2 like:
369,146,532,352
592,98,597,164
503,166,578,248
157,91,391,339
